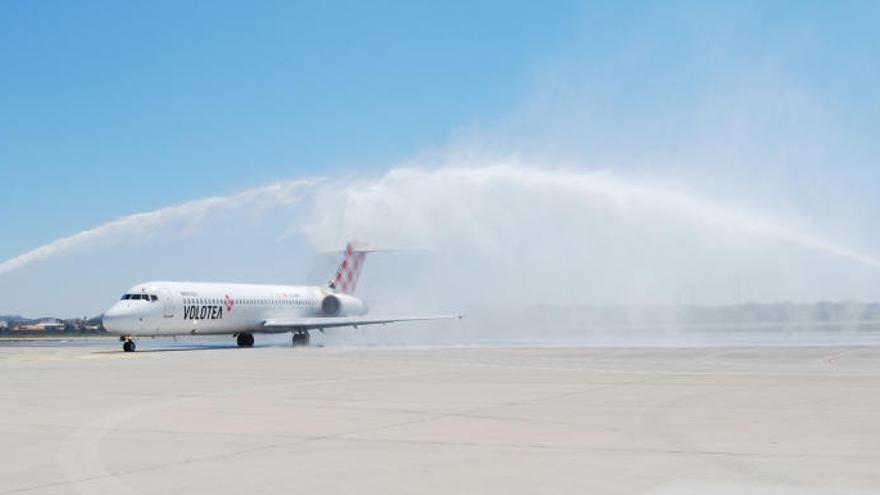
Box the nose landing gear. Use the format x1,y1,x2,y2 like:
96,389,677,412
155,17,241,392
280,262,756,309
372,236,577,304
236,333,255,348
121,337,136,352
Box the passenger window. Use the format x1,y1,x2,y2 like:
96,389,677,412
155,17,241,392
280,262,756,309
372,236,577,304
151,295,157,302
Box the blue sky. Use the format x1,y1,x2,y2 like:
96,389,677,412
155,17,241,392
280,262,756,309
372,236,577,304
2,1,880,314
0,1,579,257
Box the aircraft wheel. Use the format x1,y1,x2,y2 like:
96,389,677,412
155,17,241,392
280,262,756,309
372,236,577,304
123,340,136,352
236,333,254,348
292,333,309,347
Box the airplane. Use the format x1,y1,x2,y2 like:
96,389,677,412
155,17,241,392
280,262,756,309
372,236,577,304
102,241,460,352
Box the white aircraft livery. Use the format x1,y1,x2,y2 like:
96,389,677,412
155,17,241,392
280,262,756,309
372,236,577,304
102,241,460,352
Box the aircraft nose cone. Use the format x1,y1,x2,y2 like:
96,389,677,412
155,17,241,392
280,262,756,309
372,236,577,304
102,305,134,335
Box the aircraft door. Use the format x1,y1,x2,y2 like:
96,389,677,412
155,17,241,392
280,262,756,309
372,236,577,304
160,288,175,318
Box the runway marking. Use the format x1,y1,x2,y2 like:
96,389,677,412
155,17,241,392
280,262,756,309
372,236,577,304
311,353,880,378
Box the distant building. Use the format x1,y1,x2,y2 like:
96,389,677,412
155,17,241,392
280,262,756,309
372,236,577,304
11,321,64,332
12,324,43,332
0,321,7,330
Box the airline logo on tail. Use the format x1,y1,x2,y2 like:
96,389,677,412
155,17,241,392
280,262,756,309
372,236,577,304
328,241,367,294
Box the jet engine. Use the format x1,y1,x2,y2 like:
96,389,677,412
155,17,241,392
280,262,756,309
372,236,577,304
321,293,367,317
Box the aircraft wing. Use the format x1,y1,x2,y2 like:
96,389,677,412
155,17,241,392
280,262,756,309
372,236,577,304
260,314,462,333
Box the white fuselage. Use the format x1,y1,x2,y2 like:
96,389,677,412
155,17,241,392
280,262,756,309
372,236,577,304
102,281,365,337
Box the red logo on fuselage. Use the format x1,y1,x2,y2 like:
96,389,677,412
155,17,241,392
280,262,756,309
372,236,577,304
224,294,235,312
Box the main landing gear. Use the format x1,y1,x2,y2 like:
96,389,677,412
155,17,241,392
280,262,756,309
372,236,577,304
121,336,136,352
236,333,255,348
291,331,310,347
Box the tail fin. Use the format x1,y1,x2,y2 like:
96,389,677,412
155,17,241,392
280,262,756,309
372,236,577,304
327,241,368,294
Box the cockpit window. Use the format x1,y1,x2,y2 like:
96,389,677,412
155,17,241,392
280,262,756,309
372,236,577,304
121,293,157,301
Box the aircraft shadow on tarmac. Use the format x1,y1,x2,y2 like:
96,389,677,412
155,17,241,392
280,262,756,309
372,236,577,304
92,343,324,354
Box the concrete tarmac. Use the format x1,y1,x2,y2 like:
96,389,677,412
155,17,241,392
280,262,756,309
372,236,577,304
1,339,879,494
